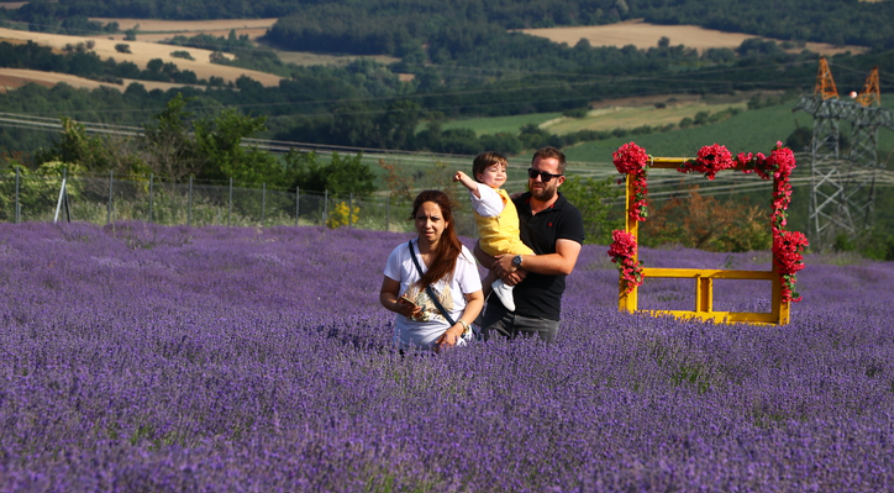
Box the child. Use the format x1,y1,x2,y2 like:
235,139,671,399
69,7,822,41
454,151,534,312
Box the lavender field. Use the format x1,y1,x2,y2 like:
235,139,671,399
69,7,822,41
1,222,893,492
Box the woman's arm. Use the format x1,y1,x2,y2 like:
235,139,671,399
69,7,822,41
436,289,484,349
380,276,421,319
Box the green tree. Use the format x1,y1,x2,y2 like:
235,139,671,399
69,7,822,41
560,175,622,245
35,117,143,173
286,150,375,197
140,93,204,181
374,99,420,149
194,108,279,186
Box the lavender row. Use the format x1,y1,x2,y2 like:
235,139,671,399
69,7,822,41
0,222,892,492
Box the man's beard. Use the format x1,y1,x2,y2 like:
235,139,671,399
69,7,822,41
530,183,557,202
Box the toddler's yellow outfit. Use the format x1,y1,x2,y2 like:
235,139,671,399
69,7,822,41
469,185,534,312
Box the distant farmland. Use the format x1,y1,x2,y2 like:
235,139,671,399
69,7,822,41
0,26,283,87
518,19,868,55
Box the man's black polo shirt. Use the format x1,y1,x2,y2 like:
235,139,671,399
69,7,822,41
498,191,584,321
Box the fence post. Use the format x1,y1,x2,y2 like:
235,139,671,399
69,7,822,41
54,168,67,224
188,175,193,226
261,182,266,225
323,189,328,224
14,165,20,224
295,186,299,227
228,177,233,226
349,193,353,228
63,168,70,222
148,173,154,224
107,169,113,224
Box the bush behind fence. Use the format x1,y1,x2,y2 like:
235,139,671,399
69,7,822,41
0,171,480,237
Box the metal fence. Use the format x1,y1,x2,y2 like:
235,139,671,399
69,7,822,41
0,169,481,237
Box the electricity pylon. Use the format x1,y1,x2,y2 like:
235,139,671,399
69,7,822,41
793,60,892,248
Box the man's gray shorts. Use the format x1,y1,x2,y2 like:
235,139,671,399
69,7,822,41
479,304,559,343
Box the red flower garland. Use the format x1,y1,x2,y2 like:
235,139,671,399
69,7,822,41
677,143,734,180
607,230,643,294
609,141,807,303
612,142,650,222
773,231,808,302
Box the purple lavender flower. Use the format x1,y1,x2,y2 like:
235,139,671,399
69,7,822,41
0,222,892,492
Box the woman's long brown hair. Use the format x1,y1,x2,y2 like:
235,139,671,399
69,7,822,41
409,190,463,288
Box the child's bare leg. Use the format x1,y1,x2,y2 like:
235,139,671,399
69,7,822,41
481,268,499,299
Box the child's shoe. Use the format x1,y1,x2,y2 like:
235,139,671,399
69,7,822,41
492,279,516,312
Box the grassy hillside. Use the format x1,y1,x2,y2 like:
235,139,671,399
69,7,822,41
564,100,894,165
439,112,562,135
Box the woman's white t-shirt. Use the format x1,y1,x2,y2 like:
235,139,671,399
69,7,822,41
384,239,482,350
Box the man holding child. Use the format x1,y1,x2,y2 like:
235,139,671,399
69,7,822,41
465,146,585,343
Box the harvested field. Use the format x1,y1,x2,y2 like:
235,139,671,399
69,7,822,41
0,27,283,87
0,68,207,93
518,19,868,56
0,2,26,10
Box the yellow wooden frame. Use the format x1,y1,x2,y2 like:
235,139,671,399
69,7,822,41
619,158,790,325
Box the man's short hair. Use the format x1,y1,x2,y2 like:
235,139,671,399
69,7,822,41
532,146,566,174
472,152,509,182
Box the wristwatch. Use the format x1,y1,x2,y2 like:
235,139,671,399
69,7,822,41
512,255,523,268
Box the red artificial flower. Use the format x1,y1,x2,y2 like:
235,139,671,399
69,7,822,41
608,230,644,294
772,231,809,302
613,142,650,175
679,144,734,180
765,142,796,179
614,142,650,222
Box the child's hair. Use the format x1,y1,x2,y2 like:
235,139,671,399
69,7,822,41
472,152,508,182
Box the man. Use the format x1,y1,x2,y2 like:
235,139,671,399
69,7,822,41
475,146,585,342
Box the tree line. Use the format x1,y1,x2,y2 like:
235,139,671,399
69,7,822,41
9,0,894,50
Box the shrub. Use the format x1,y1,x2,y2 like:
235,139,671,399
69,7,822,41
170,51,195,61
326,201,360,228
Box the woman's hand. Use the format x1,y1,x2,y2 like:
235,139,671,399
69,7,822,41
381,276,422,318
395,297,422,318
434,324,466,352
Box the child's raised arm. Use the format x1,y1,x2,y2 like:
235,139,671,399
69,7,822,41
453,171,481,198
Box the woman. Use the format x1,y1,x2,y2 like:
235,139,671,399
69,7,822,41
380,190,484,351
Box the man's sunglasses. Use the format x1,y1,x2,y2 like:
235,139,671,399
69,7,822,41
527,168,563,182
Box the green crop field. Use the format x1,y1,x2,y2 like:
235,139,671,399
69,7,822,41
563,100,894,165
545,102,749,135
439,112,562,135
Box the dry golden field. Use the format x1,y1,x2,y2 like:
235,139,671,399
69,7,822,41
0,68,204,93
0,26,283,87
518,19,868,56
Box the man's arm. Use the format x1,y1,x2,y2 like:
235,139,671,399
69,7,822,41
474,241,525,288
492,239,582,278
